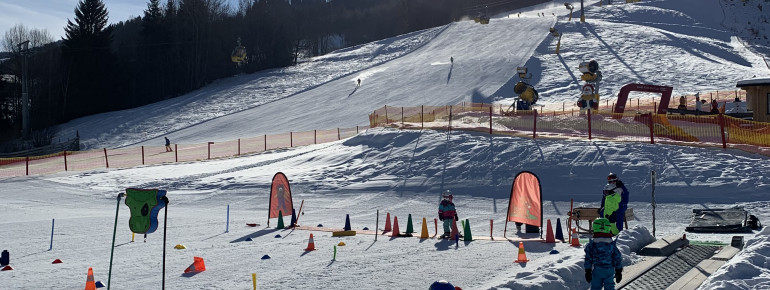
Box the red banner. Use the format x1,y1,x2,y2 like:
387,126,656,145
506,171,542,227
268,172,293,220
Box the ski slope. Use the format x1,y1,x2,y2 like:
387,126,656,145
4,0,770,289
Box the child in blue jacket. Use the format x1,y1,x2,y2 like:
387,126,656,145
584,218,623,290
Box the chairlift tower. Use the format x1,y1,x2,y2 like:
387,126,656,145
18,40,30,139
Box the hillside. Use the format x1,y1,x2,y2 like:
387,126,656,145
3,1,770,289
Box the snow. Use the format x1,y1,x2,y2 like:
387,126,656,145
3,0,770,289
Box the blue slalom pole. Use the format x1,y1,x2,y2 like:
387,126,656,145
49,218,55,251
226,204,230,233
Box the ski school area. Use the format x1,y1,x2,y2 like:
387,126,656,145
1,169,756,290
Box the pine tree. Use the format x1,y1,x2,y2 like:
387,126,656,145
61,0,115,120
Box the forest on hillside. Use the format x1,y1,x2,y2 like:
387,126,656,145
0,0,547,147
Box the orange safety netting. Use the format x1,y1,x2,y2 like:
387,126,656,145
0,125,368,179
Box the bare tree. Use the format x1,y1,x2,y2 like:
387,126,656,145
2,24,53,53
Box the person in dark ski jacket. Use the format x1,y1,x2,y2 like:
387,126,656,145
165,137,173,152
599,173,629,235
584,218,623,290
438,191,458,238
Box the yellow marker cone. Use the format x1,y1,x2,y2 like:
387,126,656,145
420,217,429,238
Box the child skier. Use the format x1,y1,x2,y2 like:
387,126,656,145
438,191,458,239
584,218,623,290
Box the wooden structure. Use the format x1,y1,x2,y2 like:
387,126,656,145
568,207,634,234
736,78,770,123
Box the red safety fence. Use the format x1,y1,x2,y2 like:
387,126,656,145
369,101,770,156
0,125,367,178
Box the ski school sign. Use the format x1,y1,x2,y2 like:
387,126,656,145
504,171,543,237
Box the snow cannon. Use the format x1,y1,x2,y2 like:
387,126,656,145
577,84,599,110
579,60,599,74
514,82,539,111
579,60,602,82
576,60,602,111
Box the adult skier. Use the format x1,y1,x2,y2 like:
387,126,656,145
599,173,629,235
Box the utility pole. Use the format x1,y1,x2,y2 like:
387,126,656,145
18,40,31,139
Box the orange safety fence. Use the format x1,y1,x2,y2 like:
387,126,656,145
0,125,368,178
370,100,770,156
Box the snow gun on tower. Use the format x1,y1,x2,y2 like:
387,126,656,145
504,67,539,115
576,60,601,113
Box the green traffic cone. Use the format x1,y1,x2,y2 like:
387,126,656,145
463,219,473,241
277,210,284,229
405,214,414,234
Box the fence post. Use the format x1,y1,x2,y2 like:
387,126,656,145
104,148,109,168
421,105,424,129
719,113,727,149
587,109,592,140
338,128,341,140
449,106,452,133
385,105,388,125
314,130,317,144
648,113,655,144
238,139,241,156
63,151,68,171
356,126,359,134
264,134,267,151
26,156,29,176
141,146,145,165
208,142,213,159
489,106,493,134
533,109,538,138
290,132,293,147
401,107,404,128
174,144,178,162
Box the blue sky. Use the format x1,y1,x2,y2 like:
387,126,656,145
0,0,238,41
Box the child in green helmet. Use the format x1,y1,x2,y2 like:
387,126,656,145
584,218,623,290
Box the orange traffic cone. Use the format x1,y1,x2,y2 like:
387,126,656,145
544,220,555,243
383,212,392,233
85,267,96,290
305,233,316,251
184,256,206,273
514,242,529,263
570,228,581,247
391,216,400,237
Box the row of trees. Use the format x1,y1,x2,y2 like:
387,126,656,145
0,0,545,144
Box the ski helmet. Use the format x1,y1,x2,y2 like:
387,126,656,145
603,184,618,196
607,172,618,183
592,218,612,234
429,280,455,290
443,190,452,201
